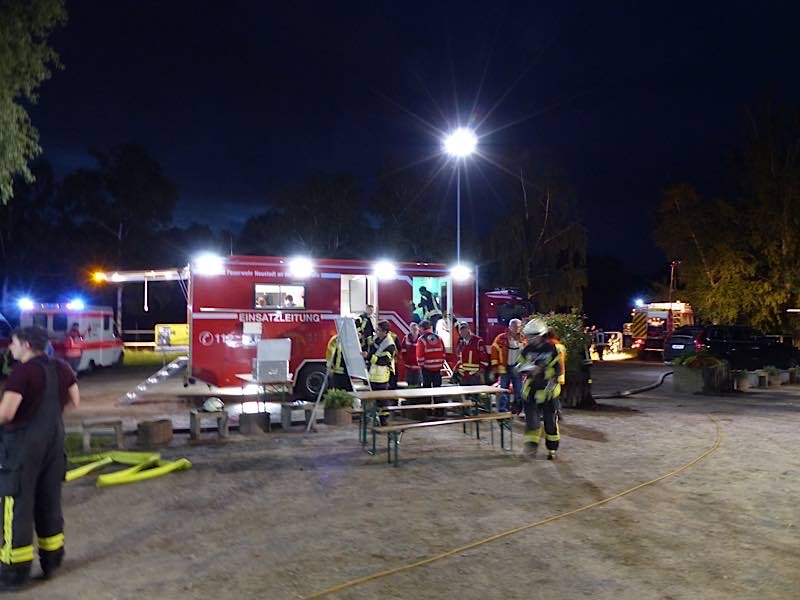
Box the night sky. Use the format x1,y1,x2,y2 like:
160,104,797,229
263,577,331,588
30,0,800,275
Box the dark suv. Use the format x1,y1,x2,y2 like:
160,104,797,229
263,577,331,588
664,325,799,370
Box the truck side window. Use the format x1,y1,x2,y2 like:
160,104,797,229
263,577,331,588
33,314,48,329
104,315,111,330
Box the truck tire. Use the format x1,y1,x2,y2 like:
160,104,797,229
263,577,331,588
295,363,327,400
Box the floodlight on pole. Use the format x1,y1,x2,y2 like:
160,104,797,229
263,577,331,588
443,127,477,263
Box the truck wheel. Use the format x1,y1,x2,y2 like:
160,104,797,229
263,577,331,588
295,363,327,400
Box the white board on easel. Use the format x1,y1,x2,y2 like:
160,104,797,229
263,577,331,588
334,316,369,384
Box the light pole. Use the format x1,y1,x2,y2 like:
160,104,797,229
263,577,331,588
443,127,477,264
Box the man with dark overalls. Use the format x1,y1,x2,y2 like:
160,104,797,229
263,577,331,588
0,326,80,589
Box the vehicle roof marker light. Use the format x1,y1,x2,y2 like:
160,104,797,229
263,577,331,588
93,272,107,283
66,298,85,311
450,264,472,282
634,298,645,308
373,260,396,280
18,297,34,311
288,256,314,279
193,253,225,276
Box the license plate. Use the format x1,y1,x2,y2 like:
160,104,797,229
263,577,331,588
671,344,685,350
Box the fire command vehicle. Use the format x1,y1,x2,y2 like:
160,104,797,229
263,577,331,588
625,301,695,354
186,255,531,398
17,301,124,372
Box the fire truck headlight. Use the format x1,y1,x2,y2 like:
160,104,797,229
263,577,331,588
66,298,85,311
634,298,644,308
450,264,472,281
288,256,314,279
373,260,396,280
18,297,34,311
193,253,225,276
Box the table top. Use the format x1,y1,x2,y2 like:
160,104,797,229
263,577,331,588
351,385,507,401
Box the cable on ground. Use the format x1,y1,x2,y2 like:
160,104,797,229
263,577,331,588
299,413,720,600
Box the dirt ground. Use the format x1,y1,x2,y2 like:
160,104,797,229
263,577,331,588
9,363,800,599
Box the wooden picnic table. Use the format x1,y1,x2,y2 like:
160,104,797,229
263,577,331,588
351,385,509,452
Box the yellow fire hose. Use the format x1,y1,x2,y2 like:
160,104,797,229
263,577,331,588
66,451,192,487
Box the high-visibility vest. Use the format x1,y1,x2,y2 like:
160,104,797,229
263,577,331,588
325,335,346,375
416,331,445,371
367,334,396,384
456,335,488,376
490,332,522,375
551,336,567,385
519,343,563,404
64,334,82,359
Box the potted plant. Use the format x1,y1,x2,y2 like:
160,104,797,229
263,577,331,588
322,388,354,426
732,369,750,391
672,352,730,393
765,366,781,387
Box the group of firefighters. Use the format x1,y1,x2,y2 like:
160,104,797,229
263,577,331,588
325,302,566,460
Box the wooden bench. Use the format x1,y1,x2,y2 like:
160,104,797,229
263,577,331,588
81,419,125,452
373,412,513,466
190,410,229,440
279,401,316,430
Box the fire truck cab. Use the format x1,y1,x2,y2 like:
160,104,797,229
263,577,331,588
627,301,695,354
19,302,123,372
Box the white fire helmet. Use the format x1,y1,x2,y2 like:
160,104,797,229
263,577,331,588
202,397,225,412
522,318,548,338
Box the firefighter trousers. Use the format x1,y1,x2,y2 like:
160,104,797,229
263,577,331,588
523,398,559,451
1,363,66,582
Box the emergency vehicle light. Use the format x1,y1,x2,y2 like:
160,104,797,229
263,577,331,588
373,260,396,280
634,298,644,307
450,264,472,281
193,253,225,276
66,298,85,311
18,297,34,311
93,272,107,282
288,256,314,279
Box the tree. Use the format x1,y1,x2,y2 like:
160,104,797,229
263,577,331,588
654,105,800,332
59,143,178,264
538,312,594,409
487,162,587,312
0,0,66,204
239,174,362,258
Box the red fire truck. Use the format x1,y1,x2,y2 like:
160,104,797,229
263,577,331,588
186,255,531,398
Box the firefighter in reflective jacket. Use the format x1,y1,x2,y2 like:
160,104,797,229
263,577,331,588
490,318,524,412
0,326,80,589
365,320,396,425
517,318,562,460
416,320,445,389
455,322,488,385
325,334,351,391
546,327,566,416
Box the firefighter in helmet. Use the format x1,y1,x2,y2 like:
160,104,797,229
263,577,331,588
517,318,562,459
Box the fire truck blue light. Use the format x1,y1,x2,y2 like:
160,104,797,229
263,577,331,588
18,297,34,311
66,298,85,311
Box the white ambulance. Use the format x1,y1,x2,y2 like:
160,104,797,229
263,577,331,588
18,300,124,372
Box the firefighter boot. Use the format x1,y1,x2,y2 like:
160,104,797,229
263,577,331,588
40,548,64,579
524,442,538,459
547,450,557,460
0,565,30,590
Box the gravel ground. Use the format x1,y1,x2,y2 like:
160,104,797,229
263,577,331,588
7,363,800,599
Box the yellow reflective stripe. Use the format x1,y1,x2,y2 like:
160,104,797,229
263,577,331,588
524,427,543,443
1,496,12,564
545,433,560,442
38,532,64,552
10,545,33,563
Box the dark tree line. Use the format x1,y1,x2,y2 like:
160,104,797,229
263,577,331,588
1,143,587,317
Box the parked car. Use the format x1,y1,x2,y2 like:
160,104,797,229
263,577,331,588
664,325,800,370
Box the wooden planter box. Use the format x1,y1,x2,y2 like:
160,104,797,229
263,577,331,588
673,364,733,394
324,407,352,426
673,365,704,394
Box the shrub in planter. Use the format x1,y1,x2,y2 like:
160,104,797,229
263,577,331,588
672,352,732,393
732,370,750,391
322,388,354,426
765,365,781,387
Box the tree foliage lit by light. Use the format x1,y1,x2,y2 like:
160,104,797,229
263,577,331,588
0,0,66,204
